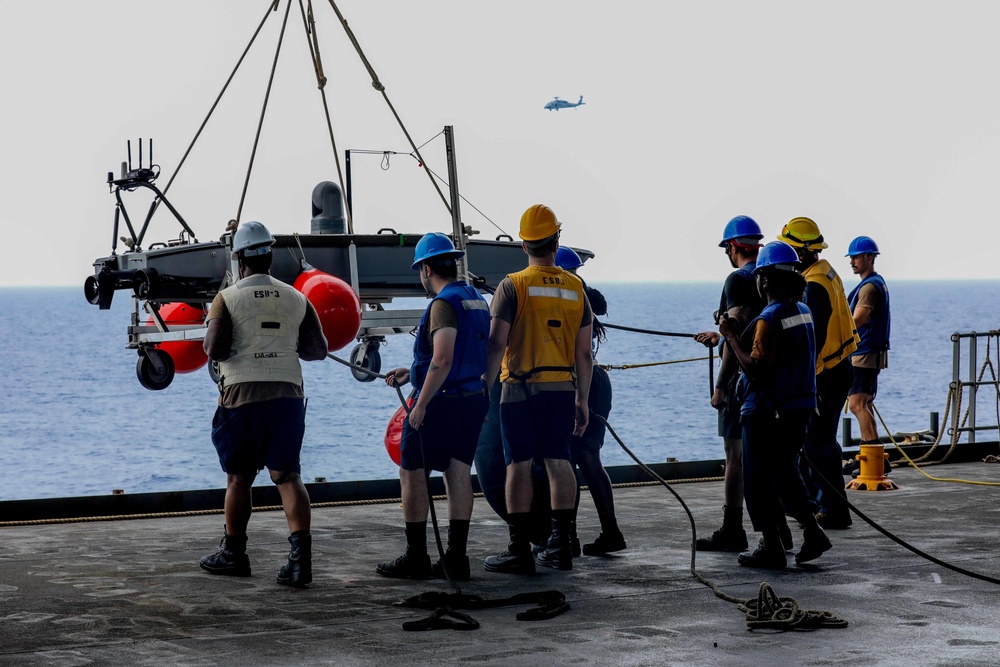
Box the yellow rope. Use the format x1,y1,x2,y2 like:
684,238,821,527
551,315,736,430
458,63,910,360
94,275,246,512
602,356,709,371
873,403,1000,487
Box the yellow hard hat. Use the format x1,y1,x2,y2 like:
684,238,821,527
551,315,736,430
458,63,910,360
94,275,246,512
519,204,561,242
778,216,828,250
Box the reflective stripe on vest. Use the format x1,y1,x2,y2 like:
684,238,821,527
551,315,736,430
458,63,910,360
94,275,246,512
740,300,817,414
502,266,585,384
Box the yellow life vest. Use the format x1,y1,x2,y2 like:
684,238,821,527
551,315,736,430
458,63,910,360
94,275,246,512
501,266,585,384
803,259,859,373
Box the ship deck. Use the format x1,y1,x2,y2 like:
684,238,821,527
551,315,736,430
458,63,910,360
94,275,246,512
2,459,999,666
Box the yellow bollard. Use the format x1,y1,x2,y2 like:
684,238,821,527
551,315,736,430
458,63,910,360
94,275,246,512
845,443,899,491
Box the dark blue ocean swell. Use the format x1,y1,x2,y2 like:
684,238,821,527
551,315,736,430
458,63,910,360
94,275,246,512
1,281,998,501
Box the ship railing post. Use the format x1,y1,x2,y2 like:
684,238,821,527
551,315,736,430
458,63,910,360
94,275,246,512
968,332,977,443
951,332,961,444
841,417,852,452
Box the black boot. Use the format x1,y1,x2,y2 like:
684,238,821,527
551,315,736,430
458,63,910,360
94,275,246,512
200,528,251,577
484,512,535,574
582,529,627,556
378,521,431,579
795,516,832,564
277,531,312,587
696,506,748,552
377,550,432,579
569,525,582,558
535,510,574,571
737,529,787,570
432,519,472,580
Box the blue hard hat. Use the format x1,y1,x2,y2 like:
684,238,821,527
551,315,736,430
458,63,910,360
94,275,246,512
719,215,764,247
845,236,880,257
412,233,464,270
753,241,800,273
555,246,583,271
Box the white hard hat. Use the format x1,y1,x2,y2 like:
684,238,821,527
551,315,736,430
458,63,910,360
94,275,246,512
233,221,275,256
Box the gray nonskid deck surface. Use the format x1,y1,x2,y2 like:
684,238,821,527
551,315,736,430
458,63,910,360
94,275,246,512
2,462,999,666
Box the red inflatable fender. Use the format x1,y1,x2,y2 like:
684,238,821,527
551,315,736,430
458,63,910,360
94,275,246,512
293,269,363,352
383,398,415,466
145,302,208,374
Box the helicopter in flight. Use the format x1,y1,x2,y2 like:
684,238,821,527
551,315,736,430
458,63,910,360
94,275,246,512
544,95,585,111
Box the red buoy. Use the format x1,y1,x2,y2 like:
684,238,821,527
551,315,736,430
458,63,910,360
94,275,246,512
145,302,208,374
293,269,362,352
383,398,415,466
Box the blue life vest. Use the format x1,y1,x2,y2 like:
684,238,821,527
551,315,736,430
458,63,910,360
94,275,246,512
740,300,817,415
410,281,490,394
847,273,890,356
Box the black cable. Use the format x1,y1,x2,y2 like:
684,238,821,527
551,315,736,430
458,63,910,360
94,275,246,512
596,415,849,629
800,448,1000,586
602,322,697,339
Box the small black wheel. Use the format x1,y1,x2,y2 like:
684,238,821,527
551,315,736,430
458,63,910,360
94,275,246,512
136,348,175,390
350,342,381,383
207,360,221,384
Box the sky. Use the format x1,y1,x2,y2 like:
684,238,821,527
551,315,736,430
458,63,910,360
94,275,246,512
2,1,999,287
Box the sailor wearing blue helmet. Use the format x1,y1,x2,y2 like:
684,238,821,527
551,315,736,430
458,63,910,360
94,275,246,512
846,236,891,448
693,215,765,553
719,241,832,569
377,233,490,581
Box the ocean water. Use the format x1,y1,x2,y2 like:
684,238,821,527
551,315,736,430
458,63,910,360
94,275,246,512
2,281,999,501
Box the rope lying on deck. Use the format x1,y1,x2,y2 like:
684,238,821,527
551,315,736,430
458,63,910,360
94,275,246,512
598,415,849,631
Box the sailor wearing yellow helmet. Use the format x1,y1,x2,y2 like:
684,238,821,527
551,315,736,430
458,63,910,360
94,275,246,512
482,204,594,573
778,217,859,530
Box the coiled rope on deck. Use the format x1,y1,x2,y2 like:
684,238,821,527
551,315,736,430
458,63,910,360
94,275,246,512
597,415,849,630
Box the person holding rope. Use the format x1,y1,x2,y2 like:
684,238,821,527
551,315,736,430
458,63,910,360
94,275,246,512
846,236,891,450
200,221,329,587
778,218,858,530
483,204,593,573
719,241,831,569
555,246,626,555
378,233,490,580
693,215,765,552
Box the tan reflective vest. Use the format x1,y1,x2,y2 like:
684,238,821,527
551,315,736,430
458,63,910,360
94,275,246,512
501,266,585,384
219,274,307,387
803,259,859,373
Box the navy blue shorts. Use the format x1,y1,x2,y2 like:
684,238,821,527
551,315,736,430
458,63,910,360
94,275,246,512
400,391,488,472
849,366,880,399
717,376,743,440
211,397,305,476
501,391,575,465
573,365,612,455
